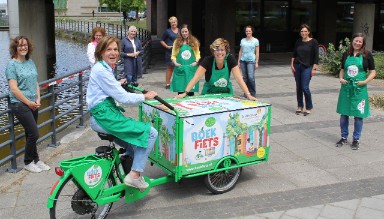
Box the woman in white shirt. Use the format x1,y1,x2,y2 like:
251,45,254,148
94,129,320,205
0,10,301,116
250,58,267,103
87,27,106,65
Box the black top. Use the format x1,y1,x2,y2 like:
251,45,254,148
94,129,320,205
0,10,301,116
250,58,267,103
292,38,319,67
200,54,238,81
341,51,375,72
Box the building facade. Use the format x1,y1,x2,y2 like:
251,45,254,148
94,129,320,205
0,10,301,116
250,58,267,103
146,0,384,54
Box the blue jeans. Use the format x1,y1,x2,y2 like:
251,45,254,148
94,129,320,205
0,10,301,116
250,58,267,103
294,63,313,110
90,117,158,172
10,102,40,165
240,61,256,96
340,115,363,141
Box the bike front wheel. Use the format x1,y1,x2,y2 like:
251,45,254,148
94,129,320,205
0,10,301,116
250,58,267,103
49,176,115,219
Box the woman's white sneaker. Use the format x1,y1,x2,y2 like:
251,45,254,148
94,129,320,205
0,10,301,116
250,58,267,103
35,161,51,171
24,163,42,173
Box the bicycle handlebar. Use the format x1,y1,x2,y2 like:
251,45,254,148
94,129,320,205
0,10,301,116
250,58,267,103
122,84,175,111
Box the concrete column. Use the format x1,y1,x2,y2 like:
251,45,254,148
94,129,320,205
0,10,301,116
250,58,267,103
46,0,56,78
18,0,52,82
146,0,154,34
353,3,375,51
157,0,168,38
8,0,19,38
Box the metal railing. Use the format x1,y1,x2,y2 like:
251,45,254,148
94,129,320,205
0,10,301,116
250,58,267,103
0,67,91,172
54,19,152,73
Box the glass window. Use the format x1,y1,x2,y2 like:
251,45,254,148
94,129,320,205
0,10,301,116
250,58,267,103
291,0,317,32
263,1,288,31
379,3,384,32
336,1,354,32
236,0,261,32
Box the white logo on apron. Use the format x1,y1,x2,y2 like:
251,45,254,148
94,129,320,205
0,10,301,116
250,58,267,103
347,65,358,77
181,50,192,60
357,100,365,114
214,78,228,87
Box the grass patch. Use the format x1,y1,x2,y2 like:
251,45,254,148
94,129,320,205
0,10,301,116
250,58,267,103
370,95,384,110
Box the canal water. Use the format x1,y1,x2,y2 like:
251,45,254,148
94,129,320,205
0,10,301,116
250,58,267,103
0,31,89,161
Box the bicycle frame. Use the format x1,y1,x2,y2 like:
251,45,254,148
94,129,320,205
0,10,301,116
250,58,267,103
47,144,151,209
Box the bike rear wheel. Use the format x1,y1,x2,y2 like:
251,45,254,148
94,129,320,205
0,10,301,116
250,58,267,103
204,160,242,194
50,176,115,219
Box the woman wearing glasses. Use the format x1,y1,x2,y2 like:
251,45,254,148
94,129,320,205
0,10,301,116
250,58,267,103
6,36,51,173
176,38,256,101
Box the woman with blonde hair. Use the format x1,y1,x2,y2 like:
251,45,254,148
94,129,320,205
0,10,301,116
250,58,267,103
170,24,200,96
176,38,256,101
160,16,179,89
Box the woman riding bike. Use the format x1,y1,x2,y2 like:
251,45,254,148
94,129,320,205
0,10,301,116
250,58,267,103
86,36,158,190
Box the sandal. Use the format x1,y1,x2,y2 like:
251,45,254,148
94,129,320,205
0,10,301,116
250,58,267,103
304,111,311,116
295,109,302,115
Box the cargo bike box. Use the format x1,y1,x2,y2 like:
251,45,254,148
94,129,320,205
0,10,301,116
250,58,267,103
140,94,271,192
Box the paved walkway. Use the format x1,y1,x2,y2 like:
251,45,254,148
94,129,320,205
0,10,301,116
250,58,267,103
1,53,384,219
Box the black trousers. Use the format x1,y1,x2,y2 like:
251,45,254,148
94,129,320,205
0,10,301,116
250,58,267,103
10,102,39,165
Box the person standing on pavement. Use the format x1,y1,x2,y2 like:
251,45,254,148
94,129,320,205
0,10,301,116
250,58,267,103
175,38,257,101
120,26,143,86
291,24,319,116
336,33,376,150
160,16,179,89
238,25,259,97
87,36,158,189
5,36,51,173
87,27,106,65
170,24,201,96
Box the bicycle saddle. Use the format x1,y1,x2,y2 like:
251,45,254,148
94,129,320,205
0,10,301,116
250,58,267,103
95,146,112,157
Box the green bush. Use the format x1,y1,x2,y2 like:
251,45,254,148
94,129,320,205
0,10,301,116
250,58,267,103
373,52,384,80
319,38,350,76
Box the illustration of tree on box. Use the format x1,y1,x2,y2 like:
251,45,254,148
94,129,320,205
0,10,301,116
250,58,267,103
225,113,248,156
159,125,172,159
170,122,177,164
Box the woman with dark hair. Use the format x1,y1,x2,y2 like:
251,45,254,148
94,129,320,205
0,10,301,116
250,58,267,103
176,38,256,101
87,27,106,65
87,36,158,189
170,24,200,96
6,36,51,173
336,33,376,150
291,24,319,116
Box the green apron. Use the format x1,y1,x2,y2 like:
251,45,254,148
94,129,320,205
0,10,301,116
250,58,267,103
336,55,370,118
90,97,150,148
201,54,233,95
170,44,199,92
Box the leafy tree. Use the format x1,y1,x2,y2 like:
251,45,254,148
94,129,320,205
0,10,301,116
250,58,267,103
99,0,145,19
